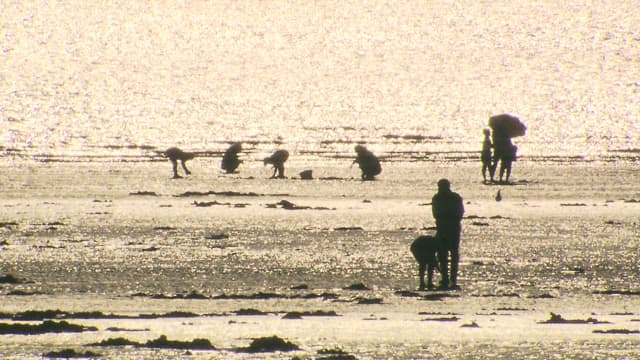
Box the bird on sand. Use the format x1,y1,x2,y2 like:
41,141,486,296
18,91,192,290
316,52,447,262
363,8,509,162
495,189,502,202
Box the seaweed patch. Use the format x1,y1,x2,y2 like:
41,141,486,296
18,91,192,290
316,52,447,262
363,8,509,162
0,320,97,334
317,347,358,360
90,335,215,350
538,312,610,324
593,328,640,334
43,349,101,358
234,335,299,353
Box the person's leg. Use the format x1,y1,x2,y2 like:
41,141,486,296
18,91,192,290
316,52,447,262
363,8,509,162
449,229,461,288
277,164,285,178
171,159,180,178
437,247,449,288
450,247,459,288
180,160,191,175
505,160,512,182
490,158,498,181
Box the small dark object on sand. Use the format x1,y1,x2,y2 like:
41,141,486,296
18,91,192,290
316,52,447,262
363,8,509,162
290,284,309,290
236,335,299,353
129,191,158,196
235,308,269,316
283,310,339,319
343,283,370,291
299,169,313,180
221,142,243,173
282,312,303,319
356,297,383,304
461,320,480,328
0,273,23,284
43,348,101,358
421,316,459,322
394,290,422,298
275,200,310,210
333,226,364,231
538,312,607,324
205,233,229,240
264,149,289,178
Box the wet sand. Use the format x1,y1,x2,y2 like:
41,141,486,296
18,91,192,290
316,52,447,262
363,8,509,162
1,159,639,359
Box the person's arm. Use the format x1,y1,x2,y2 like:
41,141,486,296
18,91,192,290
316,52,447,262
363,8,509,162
456,195,465,220
431,195,439,219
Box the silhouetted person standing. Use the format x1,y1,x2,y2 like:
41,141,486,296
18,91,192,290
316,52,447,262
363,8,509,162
164,147,194,179
481,128,492,183
264,149,289,178
353,145,381,180
490,128,516,183
488,113,525,183
431,179,464,289
221,142,243,173
499,144,516,183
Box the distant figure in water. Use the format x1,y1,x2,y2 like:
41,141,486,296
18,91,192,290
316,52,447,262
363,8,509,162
164,147,194,179
481,128,493,183
490,129,516,183
221,142,243,173
353,145,382,180
410,235,444,291
264,149,289,178
431,179,464,290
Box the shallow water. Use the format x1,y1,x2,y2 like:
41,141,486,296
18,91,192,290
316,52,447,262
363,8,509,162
2,0,640,162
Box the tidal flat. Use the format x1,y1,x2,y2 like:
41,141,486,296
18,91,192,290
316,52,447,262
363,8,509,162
1,160,639,359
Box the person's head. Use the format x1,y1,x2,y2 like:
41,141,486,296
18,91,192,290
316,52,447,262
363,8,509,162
229,142,242,153
354,144,366,155
437,178,451,192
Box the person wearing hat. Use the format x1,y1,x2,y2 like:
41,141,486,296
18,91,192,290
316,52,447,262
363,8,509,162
431,179,464,289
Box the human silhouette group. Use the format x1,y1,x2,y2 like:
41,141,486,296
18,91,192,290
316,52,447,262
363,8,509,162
163,114,524,292
163,144,382,181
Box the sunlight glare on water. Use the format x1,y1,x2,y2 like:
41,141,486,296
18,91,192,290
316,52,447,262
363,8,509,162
2,1,639,162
